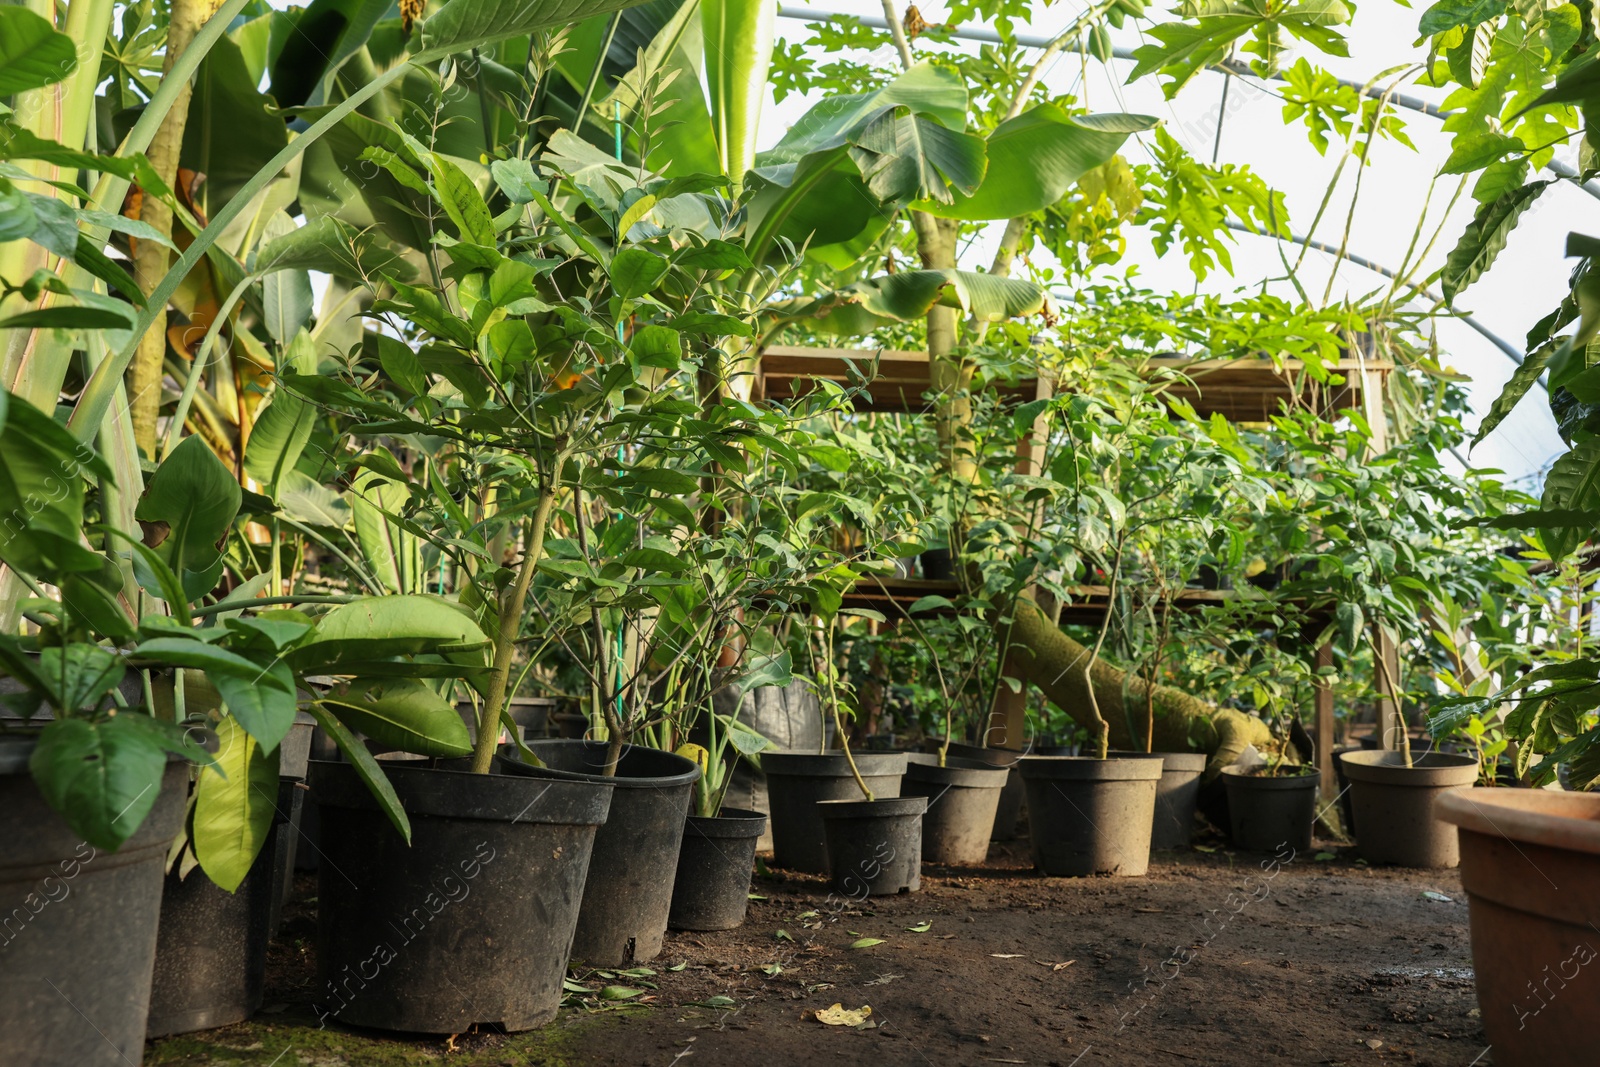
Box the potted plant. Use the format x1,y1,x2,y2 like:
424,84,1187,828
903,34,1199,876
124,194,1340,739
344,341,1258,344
1220,715,1322,853
812,615,928,896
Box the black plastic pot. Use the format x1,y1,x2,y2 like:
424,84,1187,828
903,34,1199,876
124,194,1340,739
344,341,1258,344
454,695,555,744
309,757,612,1033
146,774,304,1038
668,808,767,931
0,736,187,1067
817,795,927,895
762,751,907,874
920,548,955,581
1108,750,1207,850
508,740,700,966
901,755,1009,864
1341,750,1478,867
1221,769,1321,853
1018,756,1162,876
946,742,1025,841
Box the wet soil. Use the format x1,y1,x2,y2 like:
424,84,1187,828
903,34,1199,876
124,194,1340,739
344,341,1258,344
147,838,1489,1067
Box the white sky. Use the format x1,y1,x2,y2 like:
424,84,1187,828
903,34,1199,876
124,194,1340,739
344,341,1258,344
766,1,1578,490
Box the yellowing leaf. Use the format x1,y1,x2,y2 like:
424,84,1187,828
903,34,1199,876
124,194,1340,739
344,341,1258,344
815,1003,872,1026
906,921,932,932
850,937,886,949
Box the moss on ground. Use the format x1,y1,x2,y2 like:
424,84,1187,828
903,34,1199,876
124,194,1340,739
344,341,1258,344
145,1007,630,1066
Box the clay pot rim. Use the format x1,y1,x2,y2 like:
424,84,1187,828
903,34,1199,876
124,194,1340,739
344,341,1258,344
1338,749,1479,787
1436,787,1600,855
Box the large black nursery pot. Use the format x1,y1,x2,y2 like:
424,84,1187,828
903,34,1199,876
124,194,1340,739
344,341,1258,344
901,755,1009,864
508,739,700,966
668,807,768,931
1437,789,1600,1067
1341,750,1478,868
1108,750,1207,850
147,714,317,1038
817,795,927,895
1018,756,1162,876
0,736,187,1067
762,751,907,874
1222,768,1320,853
946,741,1025,841
309,756,613,1033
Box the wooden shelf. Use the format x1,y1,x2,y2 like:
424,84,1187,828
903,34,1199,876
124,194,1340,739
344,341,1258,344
754,346,1394,422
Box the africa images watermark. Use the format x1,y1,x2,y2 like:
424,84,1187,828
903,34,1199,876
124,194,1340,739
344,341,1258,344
0,842,97,952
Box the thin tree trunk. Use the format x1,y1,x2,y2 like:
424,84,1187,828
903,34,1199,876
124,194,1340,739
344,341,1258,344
127,0,213,457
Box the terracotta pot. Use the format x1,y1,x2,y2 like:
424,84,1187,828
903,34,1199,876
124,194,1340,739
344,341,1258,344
1437,788,1600,1067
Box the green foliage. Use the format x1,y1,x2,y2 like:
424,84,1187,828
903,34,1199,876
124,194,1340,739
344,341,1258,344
1137,129,1290,280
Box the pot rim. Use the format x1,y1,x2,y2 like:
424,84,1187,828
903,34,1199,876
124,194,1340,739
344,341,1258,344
310,756,614,825
1017,755,1165,782
1436,786,1600,855
1107,749,1209,772
685,807,768,838
1338,749,1479,787
816,795,928,819
905,754,1011,782
1220,768,1322,791
761,750,909,777
514,738,702,789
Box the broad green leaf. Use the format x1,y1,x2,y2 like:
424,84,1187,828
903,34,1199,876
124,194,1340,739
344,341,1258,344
279,470,353,528
0,7,77,95
0,306,134,331
0,392,106,581
194,714,279,892
1440,180,1551,304
1440,131,1522,174
1473,341,1555,445
213,658,298,754
733,650,792,693
253,214,415,281
418,0,653,60
350,471,423,593
287,594,492,673
36,645,125,713
915,108,1158,221
305,703,411,842
1539,437,1600,560
774,269,1050,336
704,0,774,181
136,435,242,586
847,106,988,206
611,248,670,299
1418,0,1506,34
243,333,318,497
321,677,473,757
29,716,168,852
427,153,496,246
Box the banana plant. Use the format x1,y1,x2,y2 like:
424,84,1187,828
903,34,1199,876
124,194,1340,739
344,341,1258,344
0,387,490,888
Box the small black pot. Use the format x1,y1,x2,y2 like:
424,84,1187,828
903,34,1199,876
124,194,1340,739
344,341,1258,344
945,742,1025,841
817,795,927,895
0,736,187,1067
146,776,300,1038
668,808,767,931
762,752,907,874
509,740,700,966
1222,769,1321,853
309,757,612,1033
1107,751,1207,850
1018,756,1162,876
919,548,955,581
901,756,1009,864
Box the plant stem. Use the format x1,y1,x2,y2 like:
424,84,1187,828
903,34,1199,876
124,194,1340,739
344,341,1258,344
471,484,556,775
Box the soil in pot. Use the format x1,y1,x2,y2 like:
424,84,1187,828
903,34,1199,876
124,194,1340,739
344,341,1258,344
900,755,1009,865
1341,750,1478,867
1222,768,1321,853
762,751,907,874
1437,788,1600,1067
1108,750,1207,850
0,738,187,1067
817,795,928,895
1018,756,1162,877
146,776,300,1038
508,740,700,967
946,742,1025,841
668,808,767,931
309,757,612,1033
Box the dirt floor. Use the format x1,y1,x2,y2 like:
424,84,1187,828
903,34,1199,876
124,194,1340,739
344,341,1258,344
146,830,1494,1067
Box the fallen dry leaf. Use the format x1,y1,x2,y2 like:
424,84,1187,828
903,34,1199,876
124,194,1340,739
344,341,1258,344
1037,960,1076,971
990,953,1025,959
815,1003,872,1027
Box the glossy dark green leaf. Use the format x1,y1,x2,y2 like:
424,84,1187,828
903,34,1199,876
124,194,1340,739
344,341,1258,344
321,677,473,757
0,7,77,95
135,435,242,583
305,703,411,843
611,248,670,299
29,716,168,852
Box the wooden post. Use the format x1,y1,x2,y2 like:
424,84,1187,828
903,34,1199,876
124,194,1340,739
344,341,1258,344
1374,626,1403,751
1315,640,1335,800
984,374,1053,752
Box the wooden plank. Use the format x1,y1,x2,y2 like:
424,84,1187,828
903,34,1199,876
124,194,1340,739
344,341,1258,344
1315,640,1336,801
